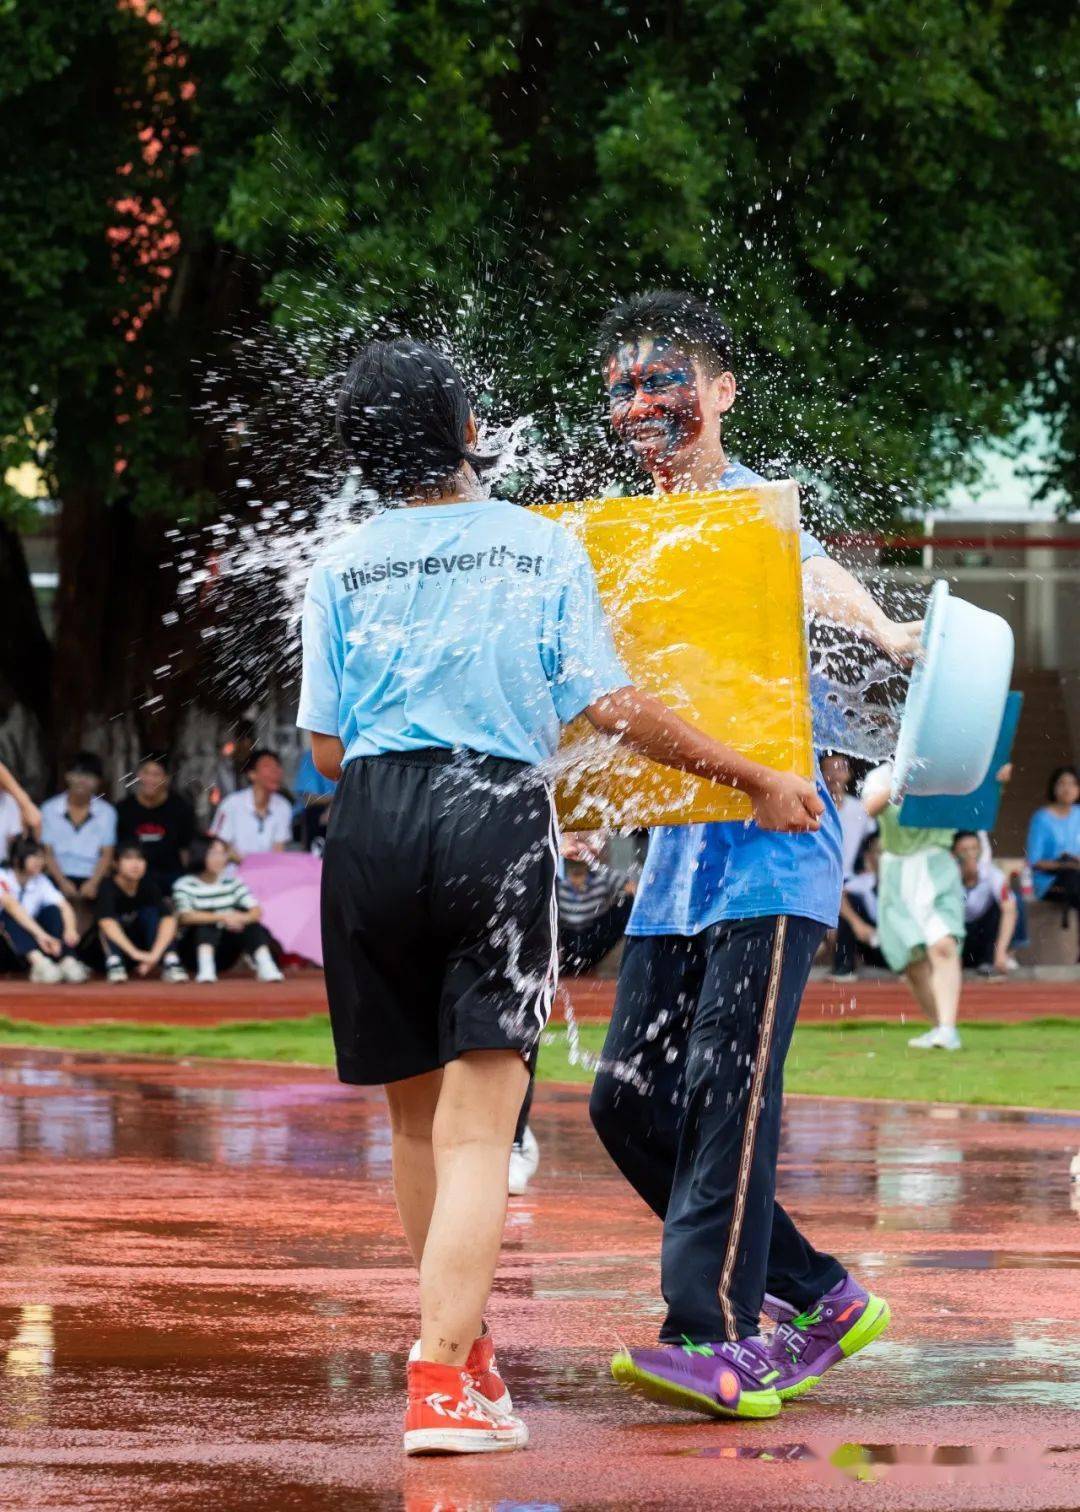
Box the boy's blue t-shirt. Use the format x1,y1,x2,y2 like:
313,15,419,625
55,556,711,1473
627,462,843,935
1026,804,1080,899
297,498,628,768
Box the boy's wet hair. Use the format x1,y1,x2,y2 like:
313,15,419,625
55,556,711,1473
115,842,147,863
8,836,44,870
597,290,735,377
336,338,485,499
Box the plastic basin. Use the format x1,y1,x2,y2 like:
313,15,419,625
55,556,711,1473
890,581,1014,802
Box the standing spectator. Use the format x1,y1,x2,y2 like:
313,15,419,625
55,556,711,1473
173,836,284,983
293,745,336,853
1026,766,1080,935
116,755,196,893
0,760,42,856
95,844,187,983
953,830,1017,975
862,764,964,1050
557,833,635,975
831,834,887,981
210,748,292,862
0,837,89,983
40,753,117,930
821,751,876,880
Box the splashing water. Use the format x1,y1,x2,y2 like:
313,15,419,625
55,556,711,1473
171,229,935,1099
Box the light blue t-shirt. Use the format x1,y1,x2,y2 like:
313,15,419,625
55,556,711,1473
627,462,844,935
297,498,629,767
1026,804,1080,900
39,794,118,881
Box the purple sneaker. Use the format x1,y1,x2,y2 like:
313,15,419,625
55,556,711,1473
767,1274,890,1401
611,1336,782,1420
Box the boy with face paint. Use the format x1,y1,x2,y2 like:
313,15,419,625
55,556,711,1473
591,291,917,1419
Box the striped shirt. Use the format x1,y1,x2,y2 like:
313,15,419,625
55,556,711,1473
557,863,626,932
172,874,256,916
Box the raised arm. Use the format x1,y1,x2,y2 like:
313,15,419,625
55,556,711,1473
0,763,41,837
803,556,922,663
585,686,823,833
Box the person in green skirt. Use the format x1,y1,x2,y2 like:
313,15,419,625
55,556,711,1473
862,764,965,1050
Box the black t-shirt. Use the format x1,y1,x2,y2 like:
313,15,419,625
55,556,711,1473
96,876,168,932
115,793,196,878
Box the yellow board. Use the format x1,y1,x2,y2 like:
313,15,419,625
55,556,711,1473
536,482,813,830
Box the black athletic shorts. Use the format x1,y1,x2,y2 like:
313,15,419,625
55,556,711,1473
321,748,559,1085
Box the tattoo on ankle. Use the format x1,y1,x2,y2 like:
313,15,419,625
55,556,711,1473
439,1337,461,1354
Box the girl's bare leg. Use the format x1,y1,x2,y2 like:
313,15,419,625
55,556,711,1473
927,935,962,1031
904,955,937,1021
384,1069,443,1267
419,1049,529,1365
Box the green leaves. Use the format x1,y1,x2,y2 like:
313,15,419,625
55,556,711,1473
1,0,1077,526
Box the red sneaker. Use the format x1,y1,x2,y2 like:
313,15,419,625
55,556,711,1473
403,1359,527,1455
409,1325,513,1418
466,1324,513,1417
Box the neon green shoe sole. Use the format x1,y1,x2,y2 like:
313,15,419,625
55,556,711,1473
776,1293,891,1402
611,1349,782,1420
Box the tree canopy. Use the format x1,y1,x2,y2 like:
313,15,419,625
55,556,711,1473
0,0,1077,756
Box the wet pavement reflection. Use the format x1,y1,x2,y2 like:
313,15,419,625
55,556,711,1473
0,1047,1078,1509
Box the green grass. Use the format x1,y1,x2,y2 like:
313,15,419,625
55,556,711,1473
0,1014,1077,1111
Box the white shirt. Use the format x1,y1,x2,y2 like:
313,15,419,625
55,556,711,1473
40,794,118,879
210,788,292,856
963,863,1007,924
0,793,23,862
0,867,64,919
837,794,876,880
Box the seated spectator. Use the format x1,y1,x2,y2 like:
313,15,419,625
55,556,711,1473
95,844,188,984
210,748,292,862
0,760,42,855
1027,766,1080,934
557,832,635,976
821,751,876,879
831,833,886,982
293,745,336,853
953,830,1017,976
116,754,196,893
0,837,89,983
40,752,116,930
173,836,284,984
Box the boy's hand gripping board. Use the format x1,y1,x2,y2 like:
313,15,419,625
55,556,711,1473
536,482,814,830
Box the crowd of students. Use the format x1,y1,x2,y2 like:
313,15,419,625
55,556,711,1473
0,750,288,985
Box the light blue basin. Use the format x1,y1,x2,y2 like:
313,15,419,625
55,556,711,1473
890,581,1014,802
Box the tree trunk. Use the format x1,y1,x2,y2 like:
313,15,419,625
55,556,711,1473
0,518,53,773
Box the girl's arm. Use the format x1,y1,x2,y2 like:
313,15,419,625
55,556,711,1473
311,733,345,782
0,888,58,951
100,915,148,960
57,896,80,945
0,762,41,836
585,686,823,833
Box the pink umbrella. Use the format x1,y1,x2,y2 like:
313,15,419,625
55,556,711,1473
237,852,323,966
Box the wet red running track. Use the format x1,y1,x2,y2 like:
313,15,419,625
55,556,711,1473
1,973,1076,1026
1,1051,1079,1509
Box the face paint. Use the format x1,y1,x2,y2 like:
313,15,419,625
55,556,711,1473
606,336,703,463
